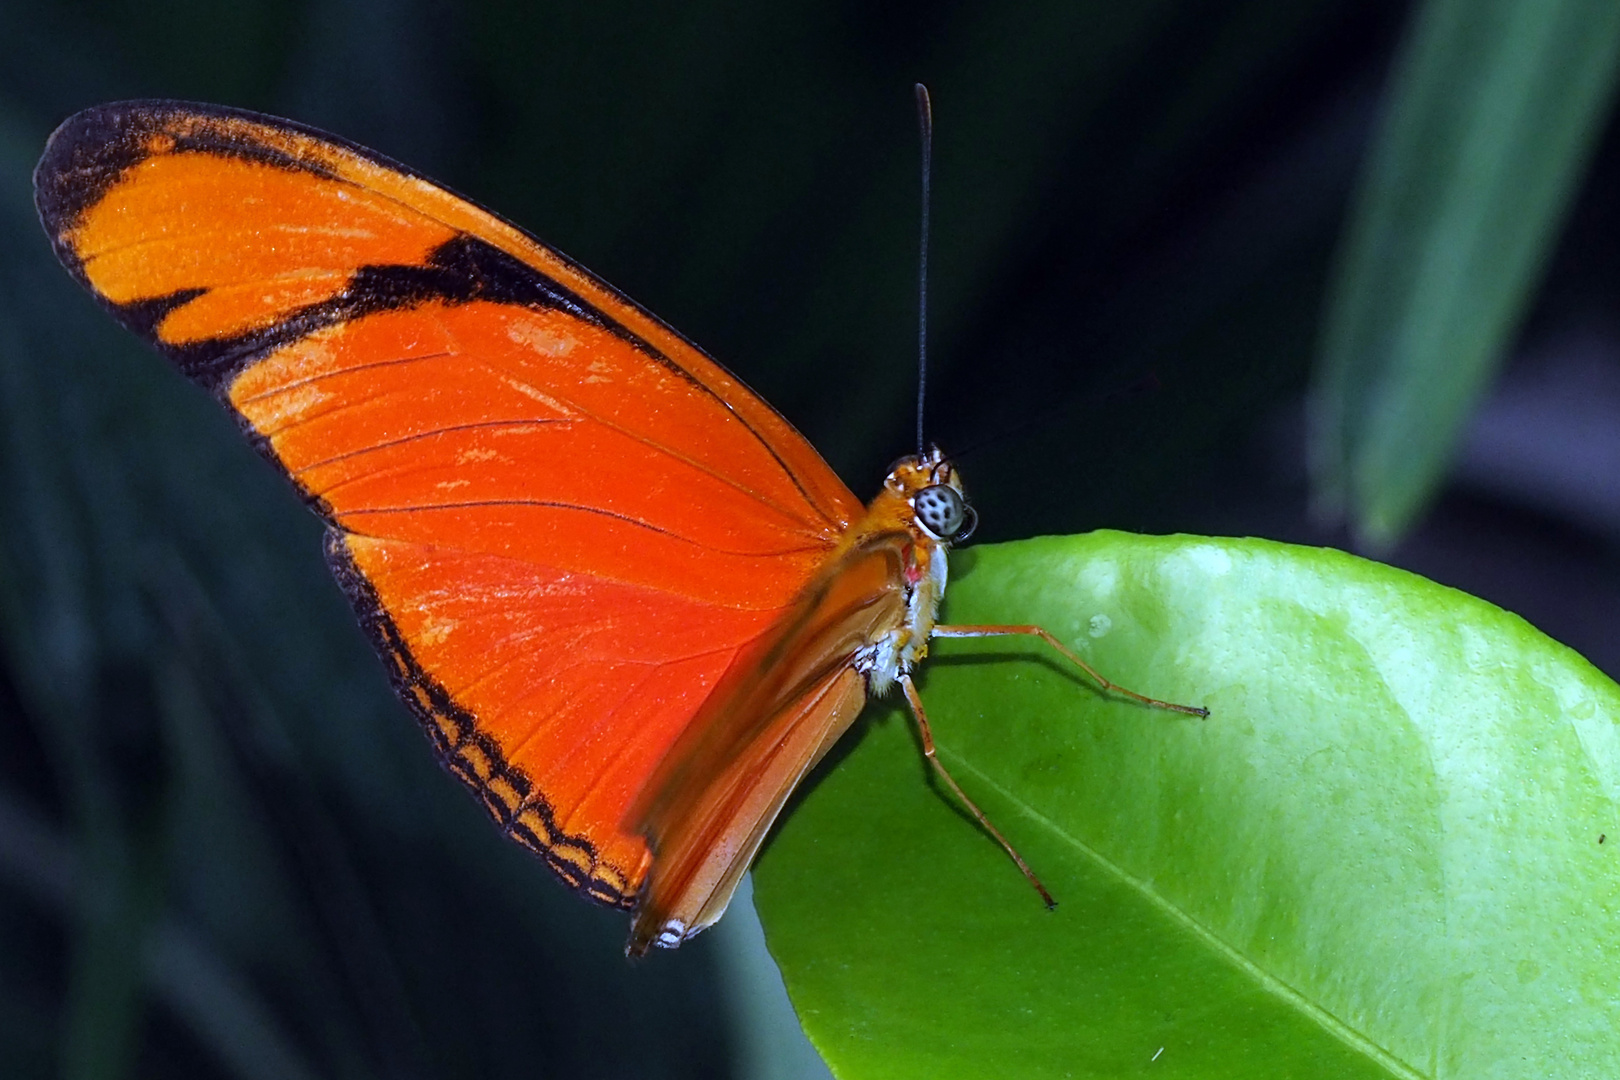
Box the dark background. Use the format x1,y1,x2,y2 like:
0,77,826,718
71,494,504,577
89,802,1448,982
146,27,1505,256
1,1,1617,1077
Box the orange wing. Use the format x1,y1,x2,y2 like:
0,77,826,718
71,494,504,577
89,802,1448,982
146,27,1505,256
35,100,868,910
627,528,910,953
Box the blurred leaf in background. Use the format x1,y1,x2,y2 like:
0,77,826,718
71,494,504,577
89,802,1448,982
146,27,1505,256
1310,0,1620,546
2,0,1619,1077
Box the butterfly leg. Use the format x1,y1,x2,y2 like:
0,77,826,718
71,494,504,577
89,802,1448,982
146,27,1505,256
931,624,1209,717
898,674,1056,909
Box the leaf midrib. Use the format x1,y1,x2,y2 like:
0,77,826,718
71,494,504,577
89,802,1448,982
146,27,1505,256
938,745,1429,1080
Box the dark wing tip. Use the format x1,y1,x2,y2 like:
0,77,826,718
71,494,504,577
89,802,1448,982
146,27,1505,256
32,98,354,263
34,101,177,277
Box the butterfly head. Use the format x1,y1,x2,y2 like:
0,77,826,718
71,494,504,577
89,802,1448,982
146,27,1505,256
885,446,977,545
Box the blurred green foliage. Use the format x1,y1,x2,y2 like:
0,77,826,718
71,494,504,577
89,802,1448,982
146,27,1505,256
0,0,1614,1077
1312,0,1620,545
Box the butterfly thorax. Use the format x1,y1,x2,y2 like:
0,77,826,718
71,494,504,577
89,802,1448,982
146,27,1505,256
850,448,971,696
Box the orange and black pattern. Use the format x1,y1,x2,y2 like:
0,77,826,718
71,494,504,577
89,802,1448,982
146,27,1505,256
35,100,868,911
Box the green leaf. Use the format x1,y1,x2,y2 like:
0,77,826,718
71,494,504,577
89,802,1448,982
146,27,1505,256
1310,0,1620,544
753,532,1620,1078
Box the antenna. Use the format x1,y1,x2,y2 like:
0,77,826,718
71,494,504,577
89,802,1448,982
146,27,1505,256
914,83,933,458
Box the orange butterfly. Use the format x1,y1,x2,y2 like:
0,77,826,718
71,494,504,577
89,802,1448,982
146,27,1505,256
34,99,1204,956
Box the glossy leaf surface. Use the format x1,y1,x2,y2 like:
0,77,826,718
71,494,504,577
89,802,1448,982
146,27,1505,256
755,532,1620,1078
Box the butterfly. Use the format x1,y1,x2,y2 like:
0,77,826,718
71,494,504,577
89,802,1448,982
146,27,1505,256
34,99,1205,956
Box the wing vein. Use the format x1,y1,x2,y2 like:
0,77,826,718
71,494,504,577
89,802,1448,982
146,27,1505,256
453,345,842,535
338,499,832,559
237,349,458,404
290,418,567,473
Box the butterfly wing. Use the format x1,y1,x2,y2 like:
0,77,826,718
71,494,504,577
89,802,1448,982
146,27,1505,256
35,100,871,910
626,529,911,953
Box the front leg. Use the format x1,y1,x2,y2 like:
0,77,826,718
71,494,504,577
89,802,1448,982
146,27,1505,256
899,674,1055,909
931,623,1209,717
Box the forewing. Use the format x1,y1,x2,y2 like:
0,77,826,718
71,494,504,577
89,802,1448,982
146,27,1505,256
35,101,867,905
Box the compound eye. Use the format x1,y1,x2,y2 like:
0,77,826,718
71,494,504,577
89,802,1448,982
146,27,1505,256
914,484,969,541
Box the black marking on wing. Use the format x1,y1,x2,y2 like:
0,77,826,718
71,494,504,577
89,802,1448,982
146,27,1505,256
132,234,613,392
35,99,849,531
34,100,340,281
114,288,208,341
324,529,637,910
